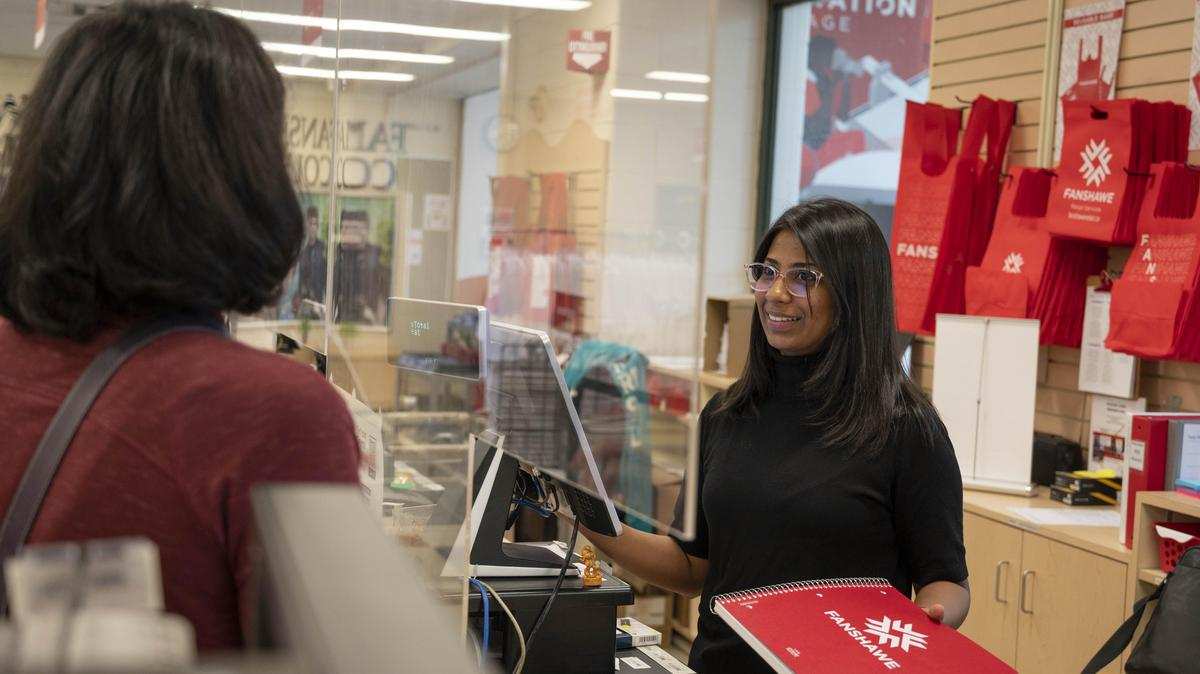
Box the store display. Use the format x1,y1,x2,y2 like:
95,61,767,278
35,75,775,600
712,578,1013,673
1106,162,1200,360
932,315,1038,495
965,166,1107,347
892,97,1016,334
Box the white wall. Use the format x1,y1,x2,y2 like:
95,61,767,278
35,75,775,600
456,89,500,281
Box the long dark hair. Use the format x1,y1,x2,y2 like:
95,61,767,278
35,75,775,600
716,198,934,454
0,1,302,341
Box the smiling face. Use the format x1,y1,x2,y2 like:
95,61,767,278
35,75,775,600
755,229,836,356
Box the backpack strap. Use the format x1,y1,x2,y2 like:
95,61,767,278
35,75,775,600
0,314,225,615
1081,577,1167,674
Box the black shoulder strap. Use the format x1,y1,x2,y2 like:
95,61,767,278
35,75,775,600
1081,578,1166,674
0,315,225,615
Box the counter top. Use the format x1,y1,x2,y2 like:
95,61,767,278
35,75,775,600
963,488,1130,564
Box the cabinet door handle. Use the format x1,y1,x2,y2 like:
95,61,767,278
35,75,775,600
994,561,1009,603
1020,570,1035,614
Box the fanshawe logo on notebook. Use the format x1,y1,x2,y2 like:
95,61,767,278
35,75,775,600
1001,252,1024,274
824,611,923,669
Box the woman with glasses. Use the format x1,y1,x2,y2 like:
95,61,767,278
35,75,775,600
577,198,968,673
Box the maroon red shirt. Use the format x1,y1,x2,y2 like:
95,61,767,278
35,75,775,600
0,319,359,650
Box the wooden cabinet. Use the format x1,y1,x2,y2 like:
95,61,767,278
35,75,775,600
961,493,1131,674
1015,533,1127,674
960,512,1021,666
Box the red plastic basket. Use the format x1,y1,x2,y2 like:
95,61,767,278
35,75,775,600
1154,521,1200,573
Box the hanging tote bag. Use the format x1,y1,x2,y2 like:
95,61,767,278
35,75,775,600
1106,163,1200,359
966,167,1056,319
1045,100,1143,245
966,97,1018,267
892,100,983,334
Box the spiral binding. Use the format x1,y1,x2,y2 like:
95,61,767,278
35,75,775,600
711,577,890,612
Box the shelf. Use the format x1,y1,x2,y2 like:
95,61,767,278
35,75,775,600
1139,491,1200,520
1138,567,1167,586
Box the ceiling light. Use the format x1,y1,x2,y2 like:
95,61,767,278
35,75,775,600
339,70,417,82
276,65,415,83
664,92,709,103
610,88,662,100
646,71,711,84
262,42,455,65
215,7,509,42
440,0,591,10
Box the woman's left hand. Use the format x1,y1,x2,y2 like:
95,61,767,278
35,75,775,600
920,603,945,624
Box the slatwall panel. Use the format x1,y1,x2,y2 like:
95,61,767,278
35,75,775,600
930,0,1051,168
918,0,1200,448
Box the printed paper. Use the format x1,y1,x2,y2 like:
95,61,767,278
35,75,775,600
1078,287,1137,398
1088,395,1147,472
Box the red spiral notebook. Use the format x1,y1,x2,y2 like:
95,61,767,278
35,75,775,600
712,578,1014,673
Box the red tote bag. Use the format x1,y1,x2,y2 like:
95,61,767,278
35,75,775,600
892,101,971,334
1106,163,1200,358
1045,100,1138,244
967,97,1018,266
965,168,1055,318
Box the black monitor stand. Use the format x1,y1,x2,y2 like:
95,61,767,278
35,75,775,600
453,439,622,577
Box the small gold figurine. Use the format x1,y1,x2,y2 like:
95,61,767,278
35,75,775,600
580,545,603,588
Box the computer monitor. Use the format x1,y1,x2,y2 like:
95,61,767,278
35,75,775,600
486,323,622,536
387,297,487,382
247,484,483,673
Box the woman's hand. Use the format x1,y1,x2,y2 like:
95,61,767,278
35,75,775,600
914,581,969,628
919,603,946,624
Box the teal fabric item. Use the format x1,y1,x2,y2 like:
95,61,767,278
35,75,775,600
562,340,654,532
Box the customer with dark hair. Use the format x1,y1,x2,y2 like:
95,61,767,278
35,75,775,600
576,199,969,673
0,2,357,650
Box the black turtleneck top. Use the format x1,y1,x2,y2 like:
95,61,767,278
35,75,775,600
670,349,967,674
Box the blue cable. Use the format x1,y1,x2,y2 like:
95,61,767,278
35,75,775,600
468,577,490,664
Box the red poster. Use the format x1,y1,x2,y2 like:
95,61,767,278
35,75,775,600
302,0,324,46
801,0,933,191
566,30,610,74
34,0,46,49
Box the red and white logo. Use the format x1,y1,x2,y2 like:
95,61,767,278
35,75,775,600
1002,252,1025,274
864,616,929,653
1079,138,1113,187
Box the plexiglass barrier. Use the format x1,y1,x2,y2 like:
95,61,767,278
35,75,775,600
0,1,716,638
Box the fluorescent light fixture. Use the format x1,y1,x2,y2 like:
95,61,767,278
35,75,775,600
441,0,591,9
276,65,415,83
215,7,509,42
262,42,454,65
610,88,662,100
645,70,711,84
339,70,417,82
664,92,709,103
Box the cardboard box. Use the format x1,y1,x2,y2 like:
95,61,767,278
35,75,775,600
704,295,755,377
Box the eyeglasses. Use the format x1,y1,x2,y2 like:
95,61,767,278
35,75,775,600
745,263,824,298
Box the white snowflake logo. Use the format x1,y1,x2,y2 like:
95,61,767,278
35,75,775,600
864,616,928,653
1079,138,1113,187
1002,252,1025,274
